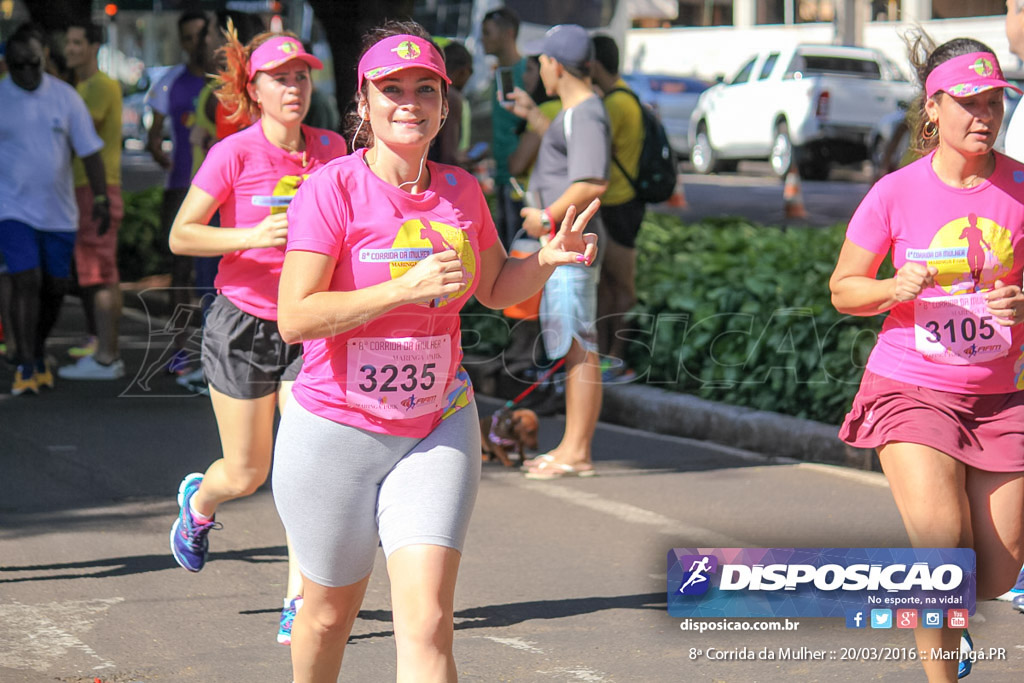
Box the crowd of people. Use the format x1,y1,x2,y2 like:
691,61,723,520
4,4,1024,682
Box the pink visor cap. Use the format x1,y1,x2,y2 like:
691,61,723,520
248,36,323,80
357,34,450,92
925,51,1021,99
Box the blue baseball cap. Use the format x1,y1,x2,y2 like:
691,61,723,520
533,24,593,70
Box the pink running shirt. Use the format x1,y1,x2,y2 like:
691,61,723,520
192,122,347,319
285,150,499,437
847,151,1024,393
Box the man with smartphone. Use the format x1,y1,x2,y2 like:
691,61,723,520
481,7,527,249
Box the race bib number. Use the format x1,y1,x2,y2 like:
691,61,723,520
914,293,1010,364
346,335,452,420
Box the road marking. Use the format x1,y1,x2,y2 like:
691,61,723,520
0,597,123,672
794,462,889,489
513,480,749,546
479,636,544,654
537,666,608,681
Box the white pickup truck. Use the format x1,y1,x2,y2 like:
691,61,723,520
688,44,916,180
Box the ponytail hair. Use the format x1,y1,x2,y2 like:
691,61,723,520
214,23,302,125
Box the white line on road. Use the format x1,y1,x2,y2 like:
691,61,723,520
479,636,545,654
513,480,750,547
537,666,609,681
0,597,124,673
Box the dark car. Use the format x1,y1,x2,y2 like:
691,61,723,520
621,73,711,155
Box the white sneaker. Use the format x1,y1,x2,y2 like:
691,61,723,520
57,356,125,380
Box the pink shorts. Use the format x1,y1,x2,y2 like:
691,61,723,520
74,185,124,287
839,369,1024,472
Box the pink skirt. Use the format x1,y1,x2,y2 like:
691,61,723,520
839,370,1024,472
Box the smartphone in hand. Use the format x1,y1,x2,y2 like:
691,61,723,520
496,66,516,103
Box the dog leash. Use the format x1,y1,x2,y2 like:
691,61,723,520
503,356,567,409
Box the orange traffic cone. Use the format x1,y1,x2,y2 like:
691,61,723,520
783,169,807,219
667,173,688,208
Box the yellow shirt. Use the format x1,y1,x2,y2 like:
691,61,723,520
72,70,122,187
602,78,643,206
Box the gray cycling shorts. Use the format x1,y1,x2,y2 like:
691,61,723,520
200,294,302,399
272,399,482,588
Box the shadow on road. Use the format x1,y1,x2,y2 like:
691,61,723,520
0,544,286,583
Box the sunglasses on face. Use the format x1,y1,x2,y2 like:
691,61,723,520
6,58,43,70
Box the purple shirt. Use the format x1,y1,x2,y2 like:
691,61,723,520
148,65,205,189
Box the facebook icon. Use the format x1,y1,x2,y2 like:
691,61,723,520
846,609,867,629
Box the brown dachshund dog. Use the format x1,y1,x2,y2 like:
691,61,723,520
480,408,539,467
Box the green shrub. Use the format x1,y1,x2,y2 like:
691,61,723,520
458,212,890,426
118,187,170,282
628,213,888,425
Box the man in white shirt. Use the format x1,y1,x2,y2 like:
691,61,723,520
0,23,108,395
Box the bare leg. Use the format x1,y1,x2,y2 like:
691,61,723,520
544,339,601,467
190,387,278,518
291,572,371,683
877,442,969,683
9,268,41,367
388,545,461,683
91,283,122,364
965,469,1024,599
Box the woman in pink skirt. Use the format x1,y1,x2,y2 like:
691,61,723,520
831,36,1024,681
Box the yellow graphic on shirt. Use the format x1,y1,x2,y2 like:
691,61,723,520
918,214,1013,295
269,174,309,214
389,219,474,307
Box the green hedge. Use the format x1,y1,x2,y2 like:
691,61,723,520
119,186,170,283
627,213,890,425
461,213,891,426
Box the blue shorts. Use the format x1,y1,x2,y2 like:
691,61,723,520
0,220,76,278
539,262,600,359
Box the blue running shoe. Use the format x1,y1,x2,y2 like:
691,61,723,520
277,596,303,645
1013,593,1024,613
958,629,973,679
169,473,219,572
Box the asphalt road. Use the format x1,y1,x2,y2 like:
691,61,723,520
2,301,1023,682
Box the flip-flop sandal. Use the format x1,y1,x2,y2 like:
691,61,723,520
520,453,554,472
523,460,597,480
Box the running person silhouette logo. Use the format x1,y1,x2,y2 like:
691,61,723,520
677,554,719,596
386,218,475,308
960,213,992,292
392,41,421,60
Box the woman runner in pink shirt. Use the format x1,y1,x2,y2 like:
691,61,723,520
165,28,346,646
831,36,1024,681
273,22,598,682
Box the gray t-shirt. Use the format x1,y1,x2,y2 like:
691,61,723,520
529,94,610,231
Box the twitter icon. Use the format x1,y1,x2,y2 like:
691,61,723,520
871,609,892,629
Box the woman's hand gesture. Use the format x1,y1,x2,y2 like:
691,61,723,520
538,199,601,268
986,279,1024,327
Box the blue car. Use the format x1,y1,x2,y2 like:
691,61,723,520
621,73,711,155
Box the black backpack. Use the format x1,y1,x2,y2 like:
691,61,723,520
604,87,678,204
